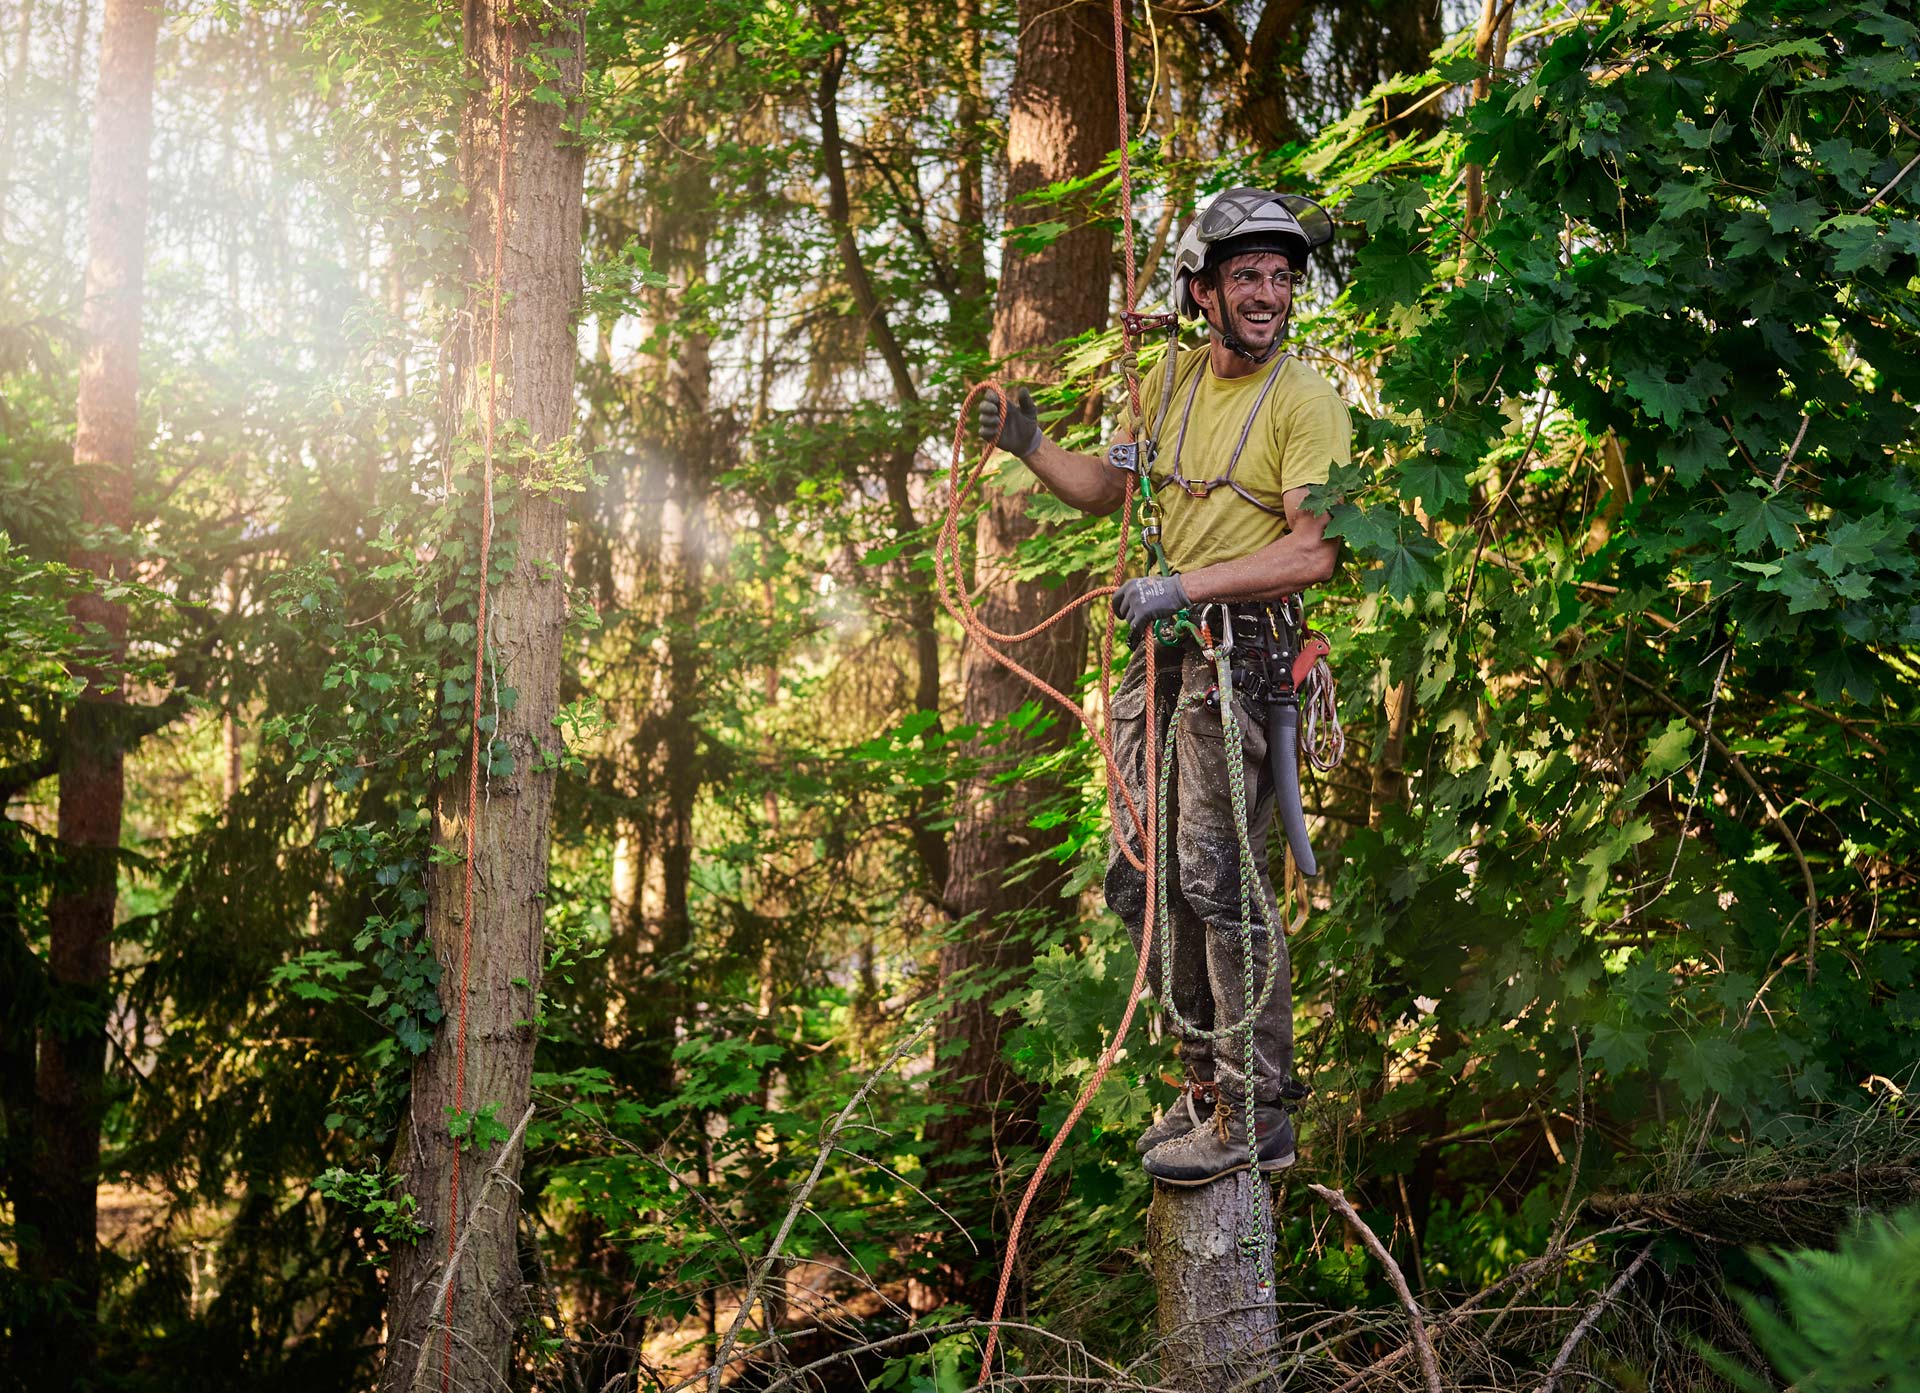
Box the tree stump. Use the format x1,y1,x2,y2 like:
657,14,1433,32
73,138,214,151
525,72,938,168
1148,1174,1280,1392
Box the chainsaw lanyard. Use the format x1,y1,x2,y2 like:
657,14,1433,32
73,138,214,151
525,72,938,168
1150,346,1293,517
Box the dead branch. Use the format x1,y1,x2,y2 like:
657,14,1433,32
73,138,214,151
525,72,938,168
1306,1185,1440,1393
707,1015,937,1392
1531,1242,1655,1393
1324,1223,1650,1393
1602,660,1820,980
401,1102,537,1393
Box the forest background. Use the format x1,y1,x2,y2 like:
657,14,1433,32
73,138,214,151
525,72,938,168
2,0,1917,1389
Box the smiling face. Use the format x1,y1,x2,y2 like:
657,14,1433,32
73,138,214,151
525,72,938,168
1192,250,1296,357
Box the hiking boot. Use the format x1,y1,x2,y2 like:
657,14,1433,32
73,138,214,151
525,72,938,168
1135,1083,1218,1155
1142,1099,1295,1186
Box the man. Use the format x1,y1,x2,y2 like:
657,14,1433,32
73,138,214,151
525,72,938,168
976,188,1348,1185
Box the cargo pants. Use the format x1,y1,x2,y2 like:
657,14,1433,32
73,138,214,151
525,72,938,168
1103,641,1295,1104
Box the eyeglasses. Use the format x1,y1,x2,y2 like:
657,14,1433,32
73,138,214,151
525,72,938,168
1227,267,1306,293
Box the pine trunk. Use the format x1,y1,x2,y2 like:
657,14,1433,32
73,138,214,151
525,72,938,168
379,5,584,1388
19,1,160,1383
1148,1177,1280,1392
930,0,1113,1233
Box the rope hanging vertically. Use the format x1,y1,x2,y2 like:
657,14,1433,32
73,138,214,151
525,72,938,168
964,0,1165,1381
443,20,516,1392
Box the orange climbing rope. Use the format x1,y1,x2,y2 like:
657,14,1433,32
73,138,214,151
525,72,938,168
444,25,516,1393
952,1,1167,1381
938,397,1159,1387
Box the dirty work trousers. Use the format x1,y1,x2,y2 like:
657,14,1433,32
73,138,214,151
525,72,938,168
1103,642,1295,1104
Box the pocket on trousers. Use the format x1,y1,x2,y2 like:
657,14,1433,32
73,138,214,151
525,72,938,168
1179,691,1268,763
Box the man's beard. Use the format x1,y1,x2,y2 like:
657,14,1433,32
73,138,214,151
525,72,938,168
1217,301,1289,363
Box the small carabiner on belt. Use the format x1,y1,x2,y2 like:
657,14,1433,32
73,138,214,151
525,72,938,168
1197,603,1234,661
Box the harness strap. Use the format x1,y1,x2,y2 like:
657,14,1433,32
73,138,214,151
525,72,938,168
1160,348,1293,516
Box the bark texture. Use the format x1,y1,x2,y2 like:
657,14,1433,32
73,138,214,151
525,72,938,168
1148,1177,1281,1392
380,6,584,1388
19,2,160,1383
930,0,1113,1224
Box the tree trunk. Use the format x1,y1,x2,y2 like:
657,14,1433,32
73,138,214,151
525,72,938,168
929,0,1112,1238
626,64,715,1059
1148,1177,1280,1392
380,5,584,1388
816,28,949,891
19,2,160,1383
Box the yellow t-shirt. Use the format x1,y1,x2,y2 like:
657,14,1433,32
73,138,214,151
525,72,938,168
1126,346,1350,573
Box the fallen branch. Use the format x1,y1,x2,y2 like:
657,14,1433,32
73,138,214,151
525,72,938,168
401,1102,537,1393
1324,1223,1650,1393
1584,1164,1920,1247
1307,1185,1441,1393
1532,1242,1655,1393
708,1015,937,1392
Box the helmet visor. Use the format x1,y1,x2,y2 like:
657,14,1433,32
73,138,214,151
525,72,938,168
1196,188,1287,242
1195,188,1335,253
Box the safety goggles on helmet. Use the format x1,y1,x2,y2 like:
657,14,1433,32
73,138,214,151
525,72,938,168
1195,187,1335,251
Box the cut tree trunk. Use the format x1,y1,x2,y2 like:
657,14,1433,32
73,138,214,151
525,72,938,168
930,0,1114,1232
380,4,584,1388
19,1,160,1384
1148,1176,1280,1392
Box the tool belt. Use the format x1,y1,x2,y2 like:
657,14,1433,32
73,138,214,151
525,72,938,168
1188,601,1331,709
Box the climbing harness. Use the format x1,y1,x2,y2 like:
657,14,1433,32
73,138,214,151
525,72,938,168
1159,347,1296,512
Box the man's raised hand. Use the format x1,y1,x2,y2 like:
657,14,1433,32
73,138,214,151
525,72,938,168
977,385,1041,459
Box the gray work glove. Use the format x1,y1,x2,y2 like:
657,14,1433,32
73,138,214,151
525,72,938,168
1113,574,1190,639
977,385,1042,459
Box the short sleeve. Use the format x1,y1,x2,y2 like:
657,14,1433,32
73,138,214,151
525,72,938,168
1275,383,1350,493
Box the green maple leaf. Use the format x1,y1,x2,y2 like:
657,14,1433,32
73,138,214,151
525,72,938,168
1717,490,1804,553
1515,299,1584,356
1656,178,1711,220
1324,501,1401,555
1590,1020,1651,1074
1373,528,1445,599
1398,457,1470,512
1347,177,1429,233
1670,1032,1744,1103
1822,511,1904,570
1643,718,1696,781
1619,367,1694,425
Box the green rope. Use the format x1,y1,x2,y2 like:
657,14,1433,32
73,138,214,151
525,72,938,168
1151,639,1284,1288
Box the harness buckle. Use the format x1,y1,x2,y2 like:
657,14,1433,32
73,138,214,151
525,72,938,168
1183,479,1212,499
1108,440,1155,475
